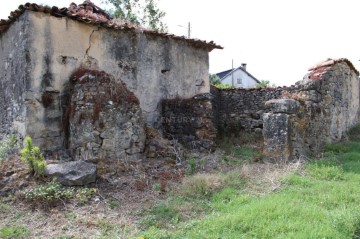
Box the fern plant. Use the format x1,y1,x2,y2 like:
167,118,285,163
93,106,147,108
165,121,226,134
20,137,46,177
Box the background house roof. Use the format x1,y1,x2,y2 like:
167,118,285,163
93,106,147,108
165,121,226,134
216,66,260,83
0,1,223,52
216,69,232,79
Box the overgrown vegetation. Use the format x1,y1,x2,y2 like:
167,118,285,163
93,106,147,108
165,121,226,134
20,137,46,177
2,126,360,238
137,126,360,238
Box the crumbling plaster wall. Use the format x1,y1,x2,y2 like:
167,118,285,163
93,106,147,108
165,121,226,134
0,13,30,139
16,11,210,151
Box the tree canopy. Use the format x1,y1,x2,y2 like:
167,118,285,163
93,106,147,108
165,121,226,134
256,80,275,88
104,0,167,32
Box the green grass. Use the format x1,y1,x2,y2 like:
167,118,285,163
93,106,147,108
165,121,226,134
0,225,29,239
139,139,360,238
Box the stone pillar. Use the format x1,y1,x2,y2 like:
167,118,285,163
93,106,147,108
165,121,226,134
263,99,300,162
263,113,291,162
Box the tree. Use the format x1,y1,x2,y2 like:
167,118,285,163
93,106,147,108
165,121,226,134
104,0,167,32
209,74,221,85
256,80,275,88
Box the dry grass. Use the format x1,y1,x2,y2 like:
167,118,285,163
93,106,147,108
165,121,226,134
240,160,304,195
177,174,225,199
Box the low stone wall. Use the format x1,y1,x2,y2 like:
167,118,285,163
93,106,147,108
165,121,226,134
210,85,296,135
263,59,360,161
161,94,217,151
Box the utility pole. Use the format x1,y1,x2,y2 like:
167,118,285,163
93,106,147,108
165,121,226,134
231,59,234,87
178,22,191,38
188,22,191,38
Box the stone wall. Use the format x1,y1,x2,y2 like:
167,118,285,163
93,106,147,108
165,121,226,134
161,94,217,151
0,5,219,153
66,69,146,161
0,13,30,139
210,85,297,135
263,59,360,161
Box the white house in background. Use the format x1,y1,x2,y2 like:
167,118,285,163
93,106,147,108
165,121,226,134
216,63,260,88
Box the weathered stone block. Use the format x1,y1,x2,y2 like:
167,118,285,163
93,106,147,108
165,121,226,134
263,113,291,162
45,161,96,186
265,99,300,114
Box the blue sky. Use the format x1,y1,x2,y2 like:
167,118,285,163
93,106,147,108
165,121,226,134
1,0,360,86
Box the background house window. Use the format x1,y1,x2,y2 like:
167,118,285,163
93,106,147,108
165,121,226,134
237,78,242,84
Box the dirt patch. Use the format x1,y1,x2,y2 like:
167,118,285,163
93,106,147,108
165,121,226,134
0,142,267,238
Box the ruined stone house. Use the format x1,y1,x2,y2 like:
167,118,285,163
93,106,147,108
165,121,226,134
0,1,222,160
1,2,359,164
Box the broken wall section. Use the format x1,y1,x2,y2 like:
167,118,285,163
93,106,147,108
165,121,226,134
210,86,297,135
66,69,146,162
161,94,217,151
263,59,360,162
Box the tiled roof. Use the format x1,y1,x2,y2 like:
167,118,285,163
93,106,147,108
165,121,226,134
0,1,223,52
216,69,232,79
308,58,359,80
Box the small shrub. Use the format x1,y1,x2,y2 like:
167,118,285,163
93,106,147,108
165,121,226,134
187,158,197,175
20,137,46,176
152,183,161,192
109,200,120,209
223,171,246,189
179,174,225,199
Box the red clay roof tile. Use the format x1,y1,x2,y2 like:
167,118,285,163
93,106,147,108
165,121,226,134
308,58,359,76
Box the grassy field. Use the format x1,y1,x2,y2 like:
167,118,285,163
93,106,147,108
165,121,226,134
1,132,360,238
138,141,360,238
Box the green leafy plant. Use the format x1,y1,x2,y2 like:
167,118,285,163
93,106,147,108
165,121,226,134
152,183,161,192
75,187,97,204
187,158,197,175
109,200,121,209
25,181,73,203
24,181,96,206
20,137,46,176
